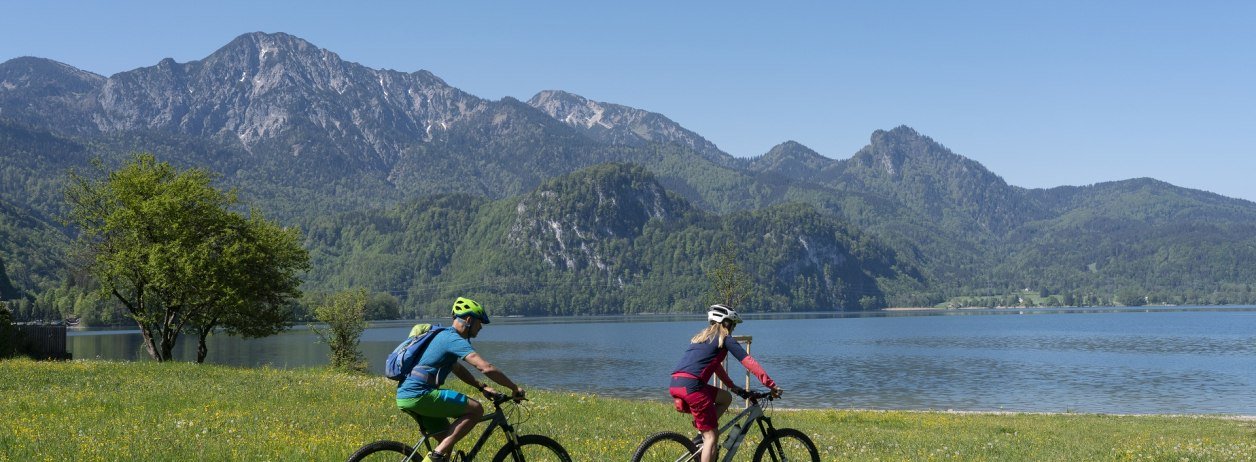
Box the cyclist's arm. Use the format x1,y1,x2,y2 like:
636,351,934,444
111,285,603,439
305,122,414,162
713,362,738,389
726,336,778,389
463,352,523,396
451,363,487,391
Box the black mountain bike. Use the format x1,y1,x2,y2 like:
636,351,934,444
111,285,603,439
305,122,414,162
347,391,571,462
632,390,819,462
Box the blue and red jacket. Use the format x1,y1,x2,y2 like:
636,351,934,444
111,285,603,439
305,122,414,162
671,334,776,392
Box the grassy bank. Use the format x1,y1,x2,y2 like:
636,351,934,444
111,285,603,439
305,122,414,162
1,359,1253,461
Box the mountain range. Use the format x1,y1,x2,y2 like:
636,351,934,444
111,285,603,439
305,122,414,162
3,31,1255,320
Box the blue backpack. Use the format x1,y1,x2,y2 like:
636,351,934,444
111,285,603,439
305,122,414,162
384,323,447,382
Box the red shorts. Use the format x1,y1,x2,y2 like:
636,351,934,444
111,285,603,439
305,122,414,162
670,384,719,431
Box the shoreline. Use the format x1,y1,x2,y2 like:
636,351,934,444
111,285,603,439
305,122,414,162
20,358,1255,420
881,305,1256,312
618,391,1256,421
806,407,1256,422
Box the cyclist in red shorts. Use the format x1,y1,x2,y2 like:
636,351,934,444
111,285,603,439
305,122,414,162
669,304,782,462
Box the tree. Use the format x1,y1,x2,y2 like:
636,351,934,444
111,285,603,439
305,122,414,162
1114,289,1146,307
365,292,401,320
706,242,752,311
184,211,309,363
65,154,309,362
312,288,368,372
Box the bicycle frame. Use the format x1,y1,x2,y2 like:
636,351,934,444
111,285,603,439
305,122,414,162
407,396,521,462
700,399,776,462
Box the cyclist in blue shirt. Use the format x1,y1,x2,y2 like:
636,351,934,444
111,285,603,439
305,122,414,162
396,297,525,462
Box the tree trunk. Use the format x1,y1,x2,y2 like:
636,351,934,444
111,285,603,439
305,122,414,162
160,327,177,362
195,320,216,364
138,324,162,361
196,332,208,363
116,288,166,361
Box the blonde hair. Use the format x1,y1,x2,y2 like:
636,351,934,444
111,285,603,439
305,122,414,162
690,323,731,348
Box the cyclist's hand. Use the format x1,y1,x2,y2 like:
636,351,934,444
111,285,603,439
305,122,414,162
770,387,783,399
730,386,748,399
512,387,527,403
480,385,499,398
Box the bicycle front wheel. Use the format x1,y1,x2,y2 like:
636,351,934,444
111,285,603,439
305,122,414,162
346,440,416,462
631,431,699,462
491,434,572,462
753,428,819,462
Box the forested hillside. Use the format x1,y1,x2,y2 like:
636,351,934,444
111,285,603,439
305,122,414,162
0,256,19,301
0,196,66,299
1000,179,1256,305
4,31,1256,323
304,164,923,317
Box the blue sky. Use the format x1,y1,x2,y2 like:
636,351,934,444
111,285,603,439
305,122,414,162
3,1,1254,201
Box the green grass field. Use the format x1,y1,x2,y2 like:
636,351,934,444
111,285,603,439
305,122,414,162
1,359,1253,461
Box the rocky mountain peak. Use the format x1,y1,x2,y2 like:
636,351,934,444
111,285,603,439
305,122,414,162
855,125,979,178
749,140,836,178
227,31,314,50
202,31,346,83
842,125,1035,234
86,32,492,167
0,57,106,134
527,90,732,164
0,57,104,93
527,90,597,126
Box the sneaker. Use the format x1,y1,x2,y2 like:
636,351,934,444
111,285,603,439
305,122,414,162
421,451,449,462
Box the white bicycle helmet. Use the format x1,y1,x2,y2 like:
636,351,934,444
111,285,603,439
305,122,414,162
707,304,743,325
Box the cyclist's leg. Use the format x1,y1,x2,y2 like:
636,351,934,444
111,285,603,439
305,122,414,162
699,429,718,462
714,387,733,418
398,389,481,459
397,401,450,444
706,388,738,462
426,389,483,457
679,385,721,462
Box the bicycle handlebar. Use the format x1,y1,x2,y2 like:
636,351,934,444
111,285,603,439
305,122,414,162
736,389,776,402
482,390,526,406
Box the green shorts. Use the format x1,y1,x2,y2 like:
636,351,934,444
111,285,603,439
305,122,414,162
397,388,470,433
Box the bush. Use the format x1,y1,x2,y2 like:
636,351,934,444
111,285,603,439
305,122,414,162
312,289,368,372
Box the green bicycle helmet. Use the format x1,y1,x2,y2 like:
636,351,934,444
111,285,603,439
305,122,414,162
452,296,490,324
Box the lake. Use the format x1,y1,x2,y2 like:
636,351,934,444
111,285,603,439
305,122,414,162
68,307,1256,415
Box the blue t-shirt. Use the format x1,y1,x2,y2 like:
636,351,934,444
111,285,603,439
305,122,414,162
397,329,476,399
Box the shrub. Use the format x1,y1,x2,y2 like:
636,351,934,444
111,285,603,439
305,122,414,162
312,289,368,372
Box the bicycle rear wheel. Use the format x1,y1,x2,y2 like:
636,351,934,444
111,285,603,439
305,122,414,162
631,431,699,462
346,440,417,461
753,428,819,462
491,434,572,462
